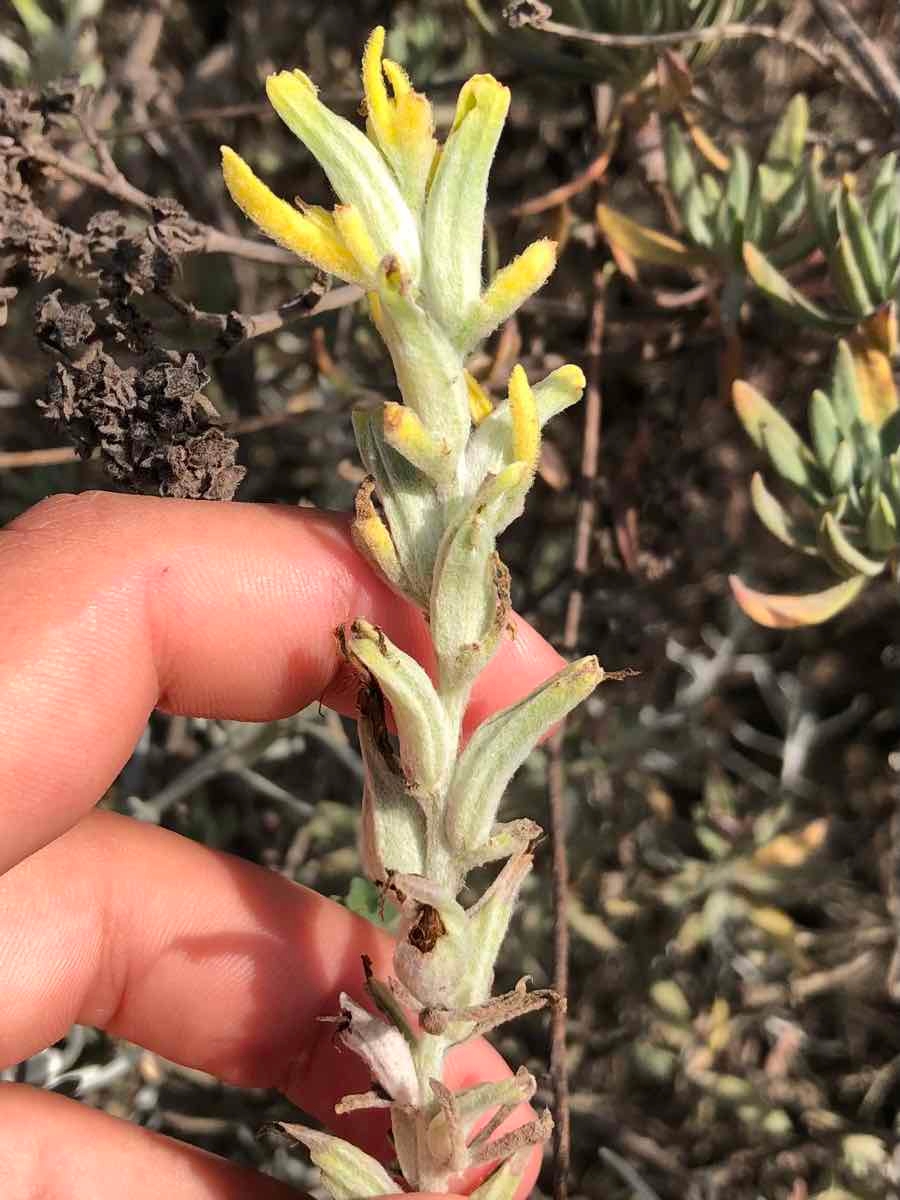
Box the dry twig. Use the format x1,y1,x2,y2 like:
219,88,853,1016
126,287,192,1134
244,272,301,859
509,111,622,218
546,256,606,1200
810,0,900,125
27,143,298,265
0,388,325,472
91,0,174,129
530,17,836,74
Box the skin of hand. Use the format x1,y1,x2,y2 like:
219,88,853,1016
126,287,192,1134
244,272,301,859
0,491,565,1200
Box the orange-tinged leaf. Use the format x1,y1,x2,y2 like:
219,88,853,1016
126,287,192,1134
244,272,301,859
597,205,709,275
684,110,730,172
848,305,899,426
754,819,828,869
729,573,867,628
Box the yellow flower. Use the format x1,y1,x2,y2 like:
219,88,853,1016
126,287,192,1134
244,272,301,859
362,25,437,212
220,146,361,282
266,67,421,280
507,364,541,471
421,72,511,340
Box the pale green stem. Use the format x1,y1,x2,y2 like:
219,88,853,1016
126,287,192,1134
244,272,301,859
413,1029,453,1192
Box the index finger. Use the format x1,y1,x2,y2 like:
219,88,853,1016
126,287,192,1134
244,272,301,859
0,490,563,874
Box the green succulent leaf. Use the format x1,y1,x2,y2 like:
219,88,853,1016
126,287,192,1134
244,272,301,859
761,424,817,493
773,174,810,239
725,145,752,222
681,180,720,248
715,144,752,255
818,511,887,578
665,121,699,200
749,472,817,554
873,151,898,194
868,180,899,250
681,182,716,249
828,439,855,493
734,378,808,454
880,408,900,455
701,172,723,214
764,93,808,175
866,492,898,554
809,388,840,467
839,187,886,304
805,149,838,247
734,379,820,497
743,243,854,332
766,226,819,271
831,230,876,317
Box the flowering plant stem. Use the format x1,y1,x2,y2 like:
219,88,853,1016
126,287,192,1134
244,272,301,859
222,26,604,1197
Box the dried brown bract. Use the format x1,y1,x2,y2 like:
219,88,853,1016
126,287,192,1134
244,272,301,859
35,291,243,500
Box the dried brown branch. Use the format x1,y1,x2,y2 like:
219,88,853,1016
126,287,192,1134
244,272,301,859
810,0,900,125
0,389,322,473
0,276,358,475
82,81,481,143
27,144,298,265
158,280,362,345
0,445,78,469
509,111,622,218
104,102,271,139
91,0,174,129
530,16,836,73
546,257,606,1200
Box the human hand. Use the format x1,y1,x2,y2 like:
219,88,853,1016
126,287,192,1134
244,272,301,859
0,492,564,1200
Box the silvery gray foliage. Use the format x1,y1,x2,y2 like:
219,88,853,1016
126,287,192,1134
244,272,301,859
222,25,605,1197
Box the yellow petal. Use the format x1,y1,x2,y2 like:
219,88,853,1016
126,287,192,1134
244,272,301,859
361,26,435,213
494,461,530,493
552,364,587,393
362,26,394,148
333,204,381,280
288,68,317,95
220,146,359,280
352,477,408,591
382,58,412,99
486,237,557,306
382,402,453,482
508,364,540,469
464,370,493,425
450,73,509,135
266,66,422,279
295,201,340,236
367,290,388,339
465,239,557,348
393,90,433,151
